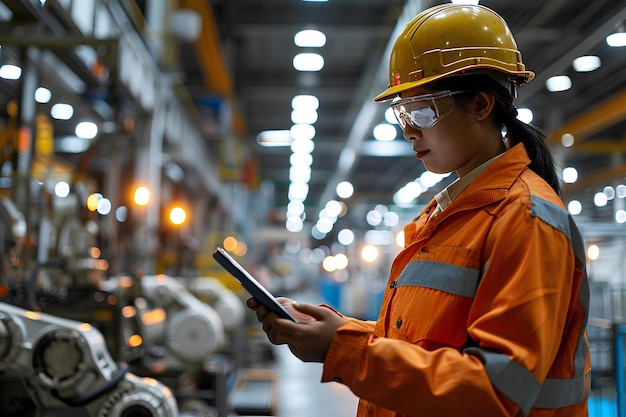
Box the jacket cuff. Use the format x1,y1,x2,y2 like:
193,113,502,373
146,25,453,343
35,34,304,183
321,319,374,384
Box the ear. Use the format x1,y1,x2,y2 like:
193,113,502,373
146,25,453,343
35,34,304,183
470,92,495,122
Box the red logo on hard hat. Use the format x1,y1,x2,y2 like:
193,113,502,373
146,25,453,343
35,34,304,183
394,72,401,85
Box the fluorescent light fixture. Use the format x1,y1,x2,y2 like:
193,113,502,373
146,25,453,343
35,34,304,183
572,55,601,72
289,166,311,183
373,123,397,141
291,108,318,124
292,94,319,110
290,137,315,153
361,140,413,157
293,53,324,72
55,136,91,153
546,75,571,92
562,167,578,183
607,32,626,47
256,129,292,147
51,103,74,120
290,124,315,141
290,152,313,167
561,133,575,147
385,107,398,124
516,108,533,124
0,64,21,80
336,181,354,199
35,87,52,103
75,121,98,139
294,30,326,48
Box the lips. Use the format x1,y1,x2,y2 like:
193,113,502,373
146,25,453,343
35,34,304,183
415,150,429,158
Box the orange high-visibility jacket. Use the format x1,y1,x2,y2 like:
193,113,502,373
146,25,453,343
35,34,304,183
321,143,590,417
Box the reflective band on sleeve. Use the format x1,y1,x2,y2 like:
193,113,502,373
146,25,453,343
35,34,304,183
530,196,590,379
530,195,585,264
464,348,540,416
532,370,592,409
396,260,479,297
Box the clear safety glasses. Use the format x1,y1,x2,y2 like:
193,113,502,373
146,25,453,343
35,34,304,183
391,90,469,130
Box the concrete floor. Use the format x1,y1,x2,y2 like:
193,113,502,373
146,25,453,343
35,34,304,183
273,343,358,417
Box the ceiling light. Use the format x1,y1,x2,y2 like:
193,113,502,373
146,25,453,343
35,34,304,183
291,108,318,124
594,192,608,207
384,108,397,124
256,129,292,147
336,181,354,199
293,53,324,72
0,64,21,80
289,166,311,183
289,182,309,201
290,124,315,141
516,108,533,124
292,94,319,110
568,200,582,215
290,137,314,153
562,167,578,183
51,103,74,120
294,30,326,48
75,121,98,139
545,75,571,92
603,186,616,200
606,32,626,47
373,123,397,141
337,229,355,246
290,152,313,167
572,55,601,72
561,133,575,147
35,87,51,103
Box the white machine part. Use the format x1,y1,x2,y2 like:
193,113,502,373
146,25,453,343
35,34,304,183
0,302,179,417
139,275,226,366
187,277,245,332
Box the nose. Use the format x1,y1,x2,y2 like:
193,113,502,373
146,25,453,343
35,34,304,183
402,124,420,142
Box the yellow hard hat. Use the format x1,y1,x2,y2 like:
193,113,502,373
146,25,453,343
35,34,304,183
373,4,534,102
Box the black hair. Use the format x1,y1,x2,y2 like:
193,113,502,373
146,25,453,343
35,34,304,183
429,74,562,196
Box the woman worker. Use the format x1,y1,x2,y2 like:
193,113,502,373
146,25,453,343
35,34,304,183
248,4,590,416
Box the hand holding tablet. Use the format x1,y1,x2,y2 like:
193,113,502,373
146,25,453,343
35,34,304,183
212,247,297,322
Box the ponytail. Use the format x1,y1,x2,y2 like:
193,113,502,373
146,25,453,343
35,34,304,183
502,113,561,195
430,74,562,196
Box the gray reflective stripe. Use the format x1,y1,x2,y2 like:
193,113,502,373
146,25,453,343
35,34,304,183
533,370,592,409
530,195,585,263
530,196,590,379
464,348,540,416
396,260,479,297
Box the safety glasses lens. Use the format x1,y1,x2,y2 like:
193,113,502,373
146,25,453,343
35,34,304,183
391,91,464,130
393,102,439,130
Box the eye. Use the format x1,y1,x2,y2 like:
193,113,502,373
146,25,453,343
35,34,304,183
410,106,437,126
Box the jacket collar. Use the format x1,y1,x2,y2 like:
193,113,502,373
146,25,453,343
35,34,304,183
417,143,531,222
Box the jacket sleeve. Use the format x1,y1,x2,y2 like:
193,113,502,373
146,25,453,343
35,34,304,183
321,198,579,417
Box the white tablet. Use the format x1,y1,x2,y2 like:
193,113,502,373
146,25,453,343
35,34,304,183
213,247,297,322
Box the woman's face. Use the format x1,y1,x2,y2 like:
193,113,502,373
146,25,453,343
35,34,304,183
398,86,501,178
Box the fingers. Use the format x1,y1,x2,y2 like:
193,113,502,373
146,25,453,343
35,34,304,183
292,302,337,321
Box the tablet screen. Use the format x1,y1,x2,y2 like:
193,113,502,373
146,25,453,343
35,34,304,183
212,247,297,322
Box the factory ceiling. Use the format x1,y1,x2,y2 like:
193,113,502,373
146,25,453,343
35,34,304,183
1,0,626,243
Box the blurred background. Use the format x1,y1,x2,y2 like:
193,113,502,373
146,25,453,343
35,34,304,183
0,0,625,416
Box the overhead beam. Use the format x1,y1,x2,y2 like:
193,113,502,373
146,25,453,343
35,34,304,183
548,88,626,142
178,0,233,99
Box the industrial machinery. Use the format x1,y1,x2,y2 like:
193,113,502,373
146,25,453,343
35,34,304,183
0,301,179,417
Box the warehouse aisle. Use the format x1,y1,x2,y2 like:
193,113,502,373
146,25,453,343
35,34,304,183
274,343,359,417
